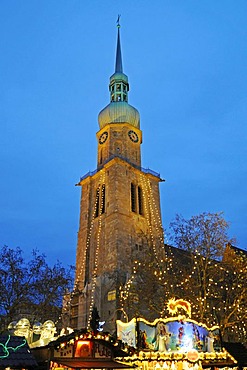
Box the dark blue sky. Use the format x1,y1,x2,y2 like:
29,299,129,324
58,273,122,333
1,1,246,266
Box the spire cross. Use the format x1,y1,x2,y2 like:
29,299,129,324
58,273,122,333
117,15,121,28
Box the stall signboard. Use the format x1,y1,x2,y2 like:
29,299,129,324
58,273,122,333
117,318,136,348
53,339,113,359
117,318,220,353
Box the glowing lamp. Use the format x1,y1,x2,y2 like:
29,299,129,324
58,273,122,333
187,349,199,362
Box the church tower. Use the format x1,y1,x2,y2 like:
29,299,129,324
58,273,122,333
71,22,164,333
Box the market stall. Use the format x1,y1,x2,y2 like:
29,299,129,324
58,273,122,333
116,300,237,370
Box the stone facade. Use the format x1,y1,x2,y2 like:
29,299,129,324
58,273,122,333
69,26,164,333
72,151,163,331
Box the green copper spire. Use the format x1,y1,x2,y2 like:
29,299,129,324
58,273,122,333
115,15,123,73
98,18,140,129
109,16,129,103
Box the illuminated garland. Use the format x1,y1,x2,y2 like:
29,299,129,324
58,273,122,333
119,261,139,305
119,173,176,311
56,331,117,349
164,248,247,341
87,171,105,329
119,172,162,305
57,171,106,328
118,315,219,332
117,178,247,342
140,174,175,294
115,348,237,363
115,317,236,365
0,335,26,359
140,173,163,260
74,172,105,291
59,166,246,342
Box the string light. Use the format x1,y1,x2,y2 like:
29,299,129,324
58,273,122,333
59,171,106,328
86,171,105,329
61,163,246,343
120,173,176,316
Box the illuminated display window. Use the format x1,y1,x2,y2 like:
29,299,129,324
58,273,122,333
74,340,92,358
108,290,116,301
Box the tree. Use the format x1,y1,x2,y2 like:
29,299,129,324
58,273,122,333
168,212,246,342
218,245,247,341
169,212,230,258
0,245,74,332
119,234,178,322
120,212,246,342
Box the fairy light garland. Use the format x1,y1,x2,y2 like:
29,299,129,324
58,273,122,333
118,174,246,342
120,261,140,305
115,349,237,364
119,173,163,305
140,173,163,260
139,174,177,306
58,165,246,342
120,173,176,313
123,195,246,342
164,246,247,341
74,178,104,290
86,171,106,329
56,171,106,327
142,174,163,232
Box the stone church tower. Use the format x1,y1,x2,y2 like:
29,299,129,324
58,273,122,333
70,24,164,333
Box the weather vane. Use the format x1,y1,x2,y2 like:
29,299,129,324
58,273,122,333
117,14,121,28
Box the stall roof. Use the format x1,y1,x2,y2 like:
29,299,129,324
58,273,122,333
0,335,37,369
53,357,134,369
223,342,247,367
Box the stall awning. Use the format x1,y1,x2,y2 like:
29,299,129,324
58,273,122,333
52,357,135,369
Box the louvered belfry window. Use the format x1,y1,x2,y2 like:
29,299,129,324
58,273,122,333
95,184,106,218
131,183,143,215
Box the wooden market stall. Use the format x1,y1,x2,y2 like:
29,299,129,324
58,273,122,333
31,330,135,370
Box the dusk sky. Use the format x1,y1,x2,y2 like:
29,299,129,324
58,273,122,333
1,1,246,266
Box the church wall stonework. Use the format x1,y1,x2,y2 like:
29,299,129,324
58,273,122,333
74,156,164,330
71,25,165,332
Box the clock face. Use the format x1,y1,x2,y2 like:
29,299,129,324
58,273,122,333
128,130,139,143
99,131,108,144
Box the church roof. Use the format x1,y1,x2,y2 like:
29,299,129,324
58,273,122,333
98,102,140,129
98,20,140,130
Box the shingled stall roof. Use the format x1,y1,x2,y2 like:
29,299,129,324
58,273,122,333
51,358,134,369
223,342,247,368
0,335,37,369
